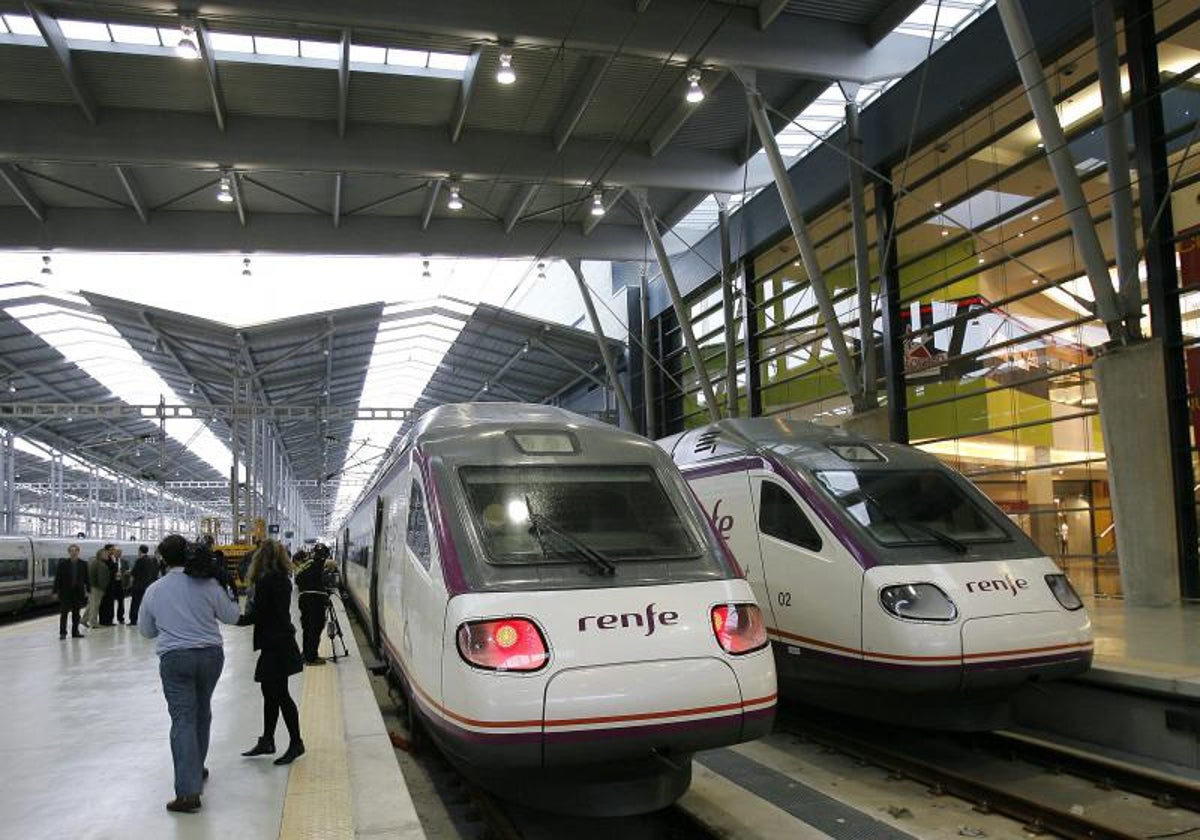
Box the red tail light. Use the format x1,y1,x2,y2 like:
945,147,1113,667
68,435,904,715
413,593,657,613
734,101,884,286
456,618,549,672
710,603,768,655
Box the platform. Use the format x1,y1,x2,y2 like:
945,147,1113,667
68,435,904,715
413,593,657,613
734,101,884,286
0,595,424,840
1082,597,1200,699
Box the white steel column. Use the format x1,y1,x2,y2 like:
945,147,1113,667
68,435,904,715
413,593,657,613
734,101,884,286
567,259,637,431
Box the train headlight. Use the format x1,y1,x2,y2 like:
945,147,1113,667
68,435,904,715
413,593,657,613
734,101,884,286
710,603,768,655
456,617,549,672
1044,574,1084,611
879,583,957,622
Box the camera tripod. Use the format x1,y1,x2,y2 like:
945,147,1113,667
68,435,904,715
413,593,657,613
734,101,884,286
325,592,350,661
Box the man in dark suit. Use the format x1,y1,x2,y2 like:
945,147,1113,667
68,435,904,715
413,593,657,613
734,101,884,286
52,543,88,639
129,544,159,625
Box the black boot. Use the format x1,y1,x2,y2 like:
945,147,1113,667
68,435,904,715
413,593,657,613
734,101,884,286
273,741,305,765
241,737,275,757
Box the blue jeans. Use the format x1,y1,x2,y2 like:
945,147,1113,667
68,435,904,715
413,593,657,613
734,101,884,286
159,646,225,798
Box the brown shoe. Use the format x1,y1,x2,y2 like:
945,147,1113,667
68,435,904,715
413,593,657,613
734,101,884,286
165,795,201,813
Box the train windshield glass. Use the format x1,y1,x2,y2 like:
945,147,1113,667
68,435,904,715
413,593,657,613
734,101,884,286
814,469,1009,549
460,465,700,566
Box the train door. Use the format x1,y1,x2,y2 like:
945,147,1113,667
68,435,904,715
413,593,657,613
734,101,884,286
340,528,350,581
368,496,386,652
749,472,863,683
400,475,442,711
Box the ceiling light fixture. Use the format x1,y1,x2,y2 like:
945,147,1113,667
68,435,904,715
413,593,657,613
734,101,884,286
941,229,949,237
977,257,985,264
447,185,463,211
176,25,200,60
189,382,196,395
537,262,546,281
685,68,704,103
496,52,516,85
591,191,605,217
241,257,251,277
421,260,431,278
933,201,943,209
7,380,15,393
1031,214,1040,222
217,173,234,203
40,255,52,276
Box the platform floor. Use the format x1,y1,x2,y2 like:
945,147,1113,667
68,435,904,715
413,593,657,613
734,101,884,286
0,597,422,840
1084,597,1200,697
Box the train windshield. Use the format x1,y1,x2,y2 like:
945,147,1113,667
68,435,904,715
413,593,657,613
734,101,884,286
460,465,700,566
814,469,1009,549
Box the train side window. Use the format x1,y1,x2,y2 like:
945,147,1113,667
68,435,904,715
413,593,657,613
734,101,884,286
0,557,28,582
759,481,822,552
407,481,432,570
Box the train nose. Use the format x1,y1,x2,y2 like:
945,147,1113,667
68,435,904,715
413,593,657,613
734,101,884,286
541,658,760,765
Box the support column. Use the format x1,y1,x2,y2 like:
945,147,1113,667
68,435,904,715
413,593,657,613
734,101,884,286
875,176,908,443
740,258,763,417
1125,0,1198,599
638,197,721,423
567,259,637,431
640,269,658,436
1,431,14,535
997,0,1130,340
746,87,864,409
843,89,878,409
717,198,740,418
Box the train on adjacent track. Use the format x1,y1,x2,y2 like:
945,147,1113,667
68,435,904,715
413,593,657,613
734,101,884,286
0,536,147,615
336,403,777,816
660,418,1093,730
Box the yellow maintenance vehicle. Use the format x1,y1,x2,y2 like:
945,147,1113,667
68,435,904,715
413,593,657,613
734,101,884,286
201,516,264,592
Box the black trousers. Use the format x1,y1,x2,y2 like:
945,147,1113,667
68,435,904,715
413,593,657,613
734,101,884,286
299,596,327,661
59,601,81,635
129,587,146,625
260,677,300,745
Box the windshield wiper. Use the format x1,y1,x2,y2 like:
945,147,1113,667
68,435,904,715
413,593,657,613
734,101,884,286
524,495,616,576
850,486,968,554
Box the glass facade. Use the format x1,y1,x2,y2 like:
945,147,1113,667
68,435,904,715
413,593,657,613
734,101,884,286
651,0,1200,598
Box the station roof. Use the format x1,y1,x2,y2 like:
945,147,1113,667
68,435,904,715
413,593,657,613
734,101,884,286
0,0,962,260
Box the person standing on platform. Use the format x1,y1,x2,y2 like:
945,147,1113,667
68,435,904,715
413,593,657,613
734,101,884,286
109,545,128,624
294,547,328,665
53,543,88,639
129,544,158,625
84,546,111,628
138,534,241,814
237,539,305,766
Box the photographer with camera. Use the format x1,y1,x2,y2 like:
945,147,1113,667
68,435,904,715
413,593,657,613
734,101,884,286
137,534,241,814
294,544,330,665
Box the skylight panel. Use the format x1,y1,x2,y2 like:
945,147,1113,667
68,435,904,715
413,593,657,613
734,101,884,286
58,19,111,41
4,14,41,36
387,48,428,67
254,35,298,57
299,39,339,60
428,51,470,71
209,32,254,53
349,44,386,64
109,23,162,46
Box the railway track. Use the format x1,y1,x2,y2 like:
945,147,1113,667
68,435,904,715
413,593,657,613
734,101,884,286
778,705,1200,840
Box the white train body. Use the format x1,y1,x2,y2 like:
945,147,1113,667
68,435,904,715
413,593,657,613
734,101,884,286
661,418,1092,729
0,537,144,614
339,404,776,814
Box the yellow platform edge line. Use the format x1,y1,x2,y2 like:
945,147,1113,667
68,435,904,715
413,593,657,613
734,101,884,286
278,635,355,840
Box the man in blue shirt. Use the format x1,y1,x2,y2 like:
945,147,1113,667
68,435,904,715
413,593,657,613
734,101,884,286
138,535,241,814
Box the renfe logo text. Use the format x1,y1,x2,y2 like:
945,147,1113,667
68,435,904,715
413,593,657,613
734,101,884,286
965,574,1029,596
578,602,679,636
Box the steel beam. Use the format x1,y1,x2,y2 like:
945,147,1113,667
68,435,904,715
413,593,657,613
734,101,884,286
638,196,720,422
503,183,539,233
420,179,442,231
25,2,97,124
0,102,775,195
337,30,350,137
0,164,46,223
758,0,788,30
844,95,877,408
450,48,483,144
874,176,907,443
553,56,612,152
866,0,925,46
740,258,762,417
567,259,636,430
113,165,148,224
746,88,863,409
228,169,247,227
997,0,1128,340
649,70,728,158
332,172,344,228
716,198,739,417
640,271,657,435
1092,0,1141,332
195,21,228,132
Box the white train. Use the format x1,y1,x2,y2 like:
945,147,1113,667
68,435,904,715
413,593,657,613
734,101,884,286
0,536,147,614
337,403,777,815
660,418,1093,730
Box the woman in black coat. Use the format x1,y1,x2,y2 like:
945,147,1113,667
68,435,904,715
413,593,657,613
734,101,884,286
238,539,305,765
